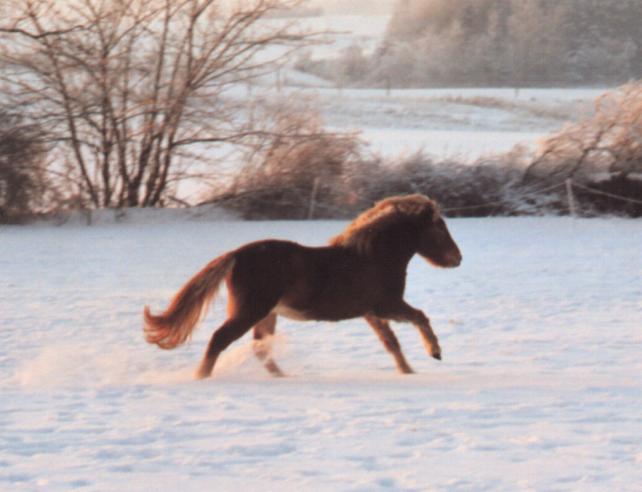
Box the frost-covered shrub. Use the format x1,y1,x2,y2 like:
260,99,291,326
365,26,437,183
211,104,367,219
523,83,642,216
345,150,527,217
526,83,642,182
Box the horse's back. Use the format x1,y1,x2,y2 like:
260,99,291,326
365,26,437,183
228,239,301,294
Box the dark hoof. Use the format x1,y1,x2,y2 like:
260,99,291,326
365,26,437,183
433,353,442,361
194,368,211,380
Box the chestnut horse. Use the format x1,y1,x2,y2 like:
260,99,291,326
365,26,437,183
143,194,462,379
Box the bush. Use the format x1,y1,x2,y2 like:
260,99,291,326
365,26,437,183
575,175,642,217
522,83,642,216
0,112,48,223
345,150,530,217
526,83,642,182
208,103,368,219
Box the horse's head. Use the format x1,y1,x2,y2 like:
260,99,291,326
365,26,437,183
330,194,462,267
417,214,462,268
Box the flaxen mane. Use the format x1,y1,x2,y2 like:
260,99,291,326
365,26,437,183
330,194,441,249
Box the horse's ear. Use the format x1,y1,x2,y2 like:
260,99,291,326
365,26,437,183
426,202,441,223
416,207,436,225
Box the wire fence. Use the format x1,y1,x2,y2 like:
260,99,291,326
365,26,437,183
441,182,567,213
444,179,642,215
204,177,642,219
10,175,639,227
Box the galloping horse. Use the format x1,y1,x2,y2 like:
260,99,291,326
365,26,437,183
143,194,462,379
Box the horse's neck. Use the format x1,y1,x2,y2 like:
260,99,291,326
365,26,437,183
380,244,416,269
389,218,420,251
372,228,418,269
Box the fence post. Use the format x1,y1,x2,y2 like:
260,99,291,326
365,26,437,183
275,69,282,92
307,177,320,220
565,178,577,216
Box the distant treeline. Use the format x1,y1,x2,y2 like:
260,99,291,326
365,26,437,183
299,0,642,87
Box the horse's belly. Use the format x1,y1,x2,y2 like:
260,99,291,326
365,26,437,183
273,302,310,321
274,300,366,322
273,301,361,322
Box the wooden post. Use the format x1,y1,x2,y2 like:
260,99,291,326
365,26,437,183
275,69,282,92
247,81,254,126
307,177,320,220
565,178,576,216
247,98,254,128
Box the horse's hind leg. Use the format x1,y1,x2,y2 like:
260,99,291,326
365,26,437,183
196,302,270,379
195,315,258,379
365,314,414,374
253,313,285,377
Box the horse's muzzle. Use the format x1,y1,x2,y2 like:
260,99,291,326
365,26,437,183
448,252,462,267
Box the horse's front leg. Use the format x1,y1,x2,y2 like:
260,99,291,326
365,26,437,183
364,314,414,374
390,301,442,361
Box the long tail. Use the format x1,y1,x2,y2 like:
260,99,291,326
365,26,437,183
143,253,236,349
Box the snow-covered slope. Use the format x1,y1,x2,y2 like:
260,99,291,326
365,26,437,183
1,217,640,491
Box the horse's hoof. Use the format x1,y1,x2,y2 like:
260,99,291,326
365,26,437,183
433,353,442,360
194,369,211,380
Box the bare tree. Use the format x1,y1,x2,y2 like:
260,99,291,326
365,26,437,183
0,0,314,208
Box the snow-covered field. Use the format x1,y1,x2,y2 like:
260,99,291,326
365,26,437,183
227,81,604,164
1,10,638,492
2,216,641,491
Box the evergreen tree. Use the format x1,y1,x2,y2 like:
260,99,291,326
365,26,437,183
377,0,642,86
